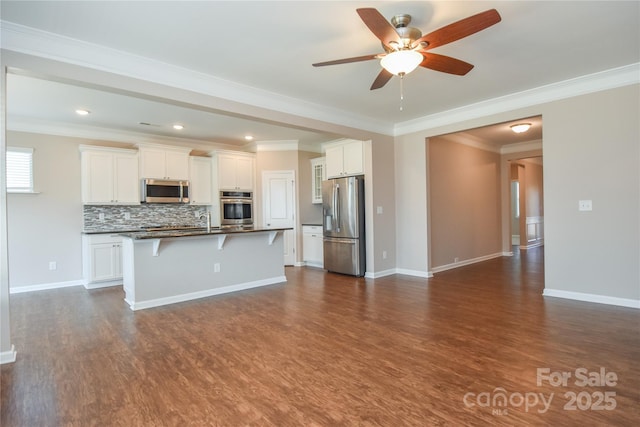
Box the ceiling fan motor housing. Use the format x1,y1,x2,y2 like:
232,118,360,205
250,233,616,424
385,14,422,51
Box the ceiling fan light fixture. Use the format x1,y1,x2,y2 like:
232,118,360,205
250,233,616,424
510,123,531,133
380,50,423,76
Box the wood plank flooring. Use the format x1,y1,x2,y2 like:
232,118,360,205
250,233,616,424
2,247,639,426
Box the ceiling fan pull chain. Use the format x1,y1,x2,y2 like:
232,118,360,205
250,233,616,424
399,73,405,111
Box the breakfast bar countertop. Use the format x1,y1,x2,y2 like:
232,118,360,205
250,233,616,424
119,226,292,240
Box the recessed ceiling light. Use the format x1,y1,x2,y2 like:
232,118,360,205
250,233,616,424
510,123,531,133
173,124,184,130
244,135,254,141
75,109,90,116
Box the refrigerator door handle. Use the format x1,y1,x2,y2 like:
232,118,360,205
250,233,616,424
335,184,341,232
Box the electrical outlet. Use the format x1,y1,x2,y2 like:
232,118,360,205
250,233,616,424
49,261,57,271
382,250,387,259
454,257,459,263
214,263,220,273
124,212,131,220
578,200,593,211
195,211,201,218
377,206,383,214
98,213,105,221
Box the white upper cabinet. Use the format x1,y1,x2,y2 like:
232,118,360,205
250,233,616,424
217,152,254,191
189,156,213,205
80,146,139,205
138,145,190,180
310,157,326,204
325,140,364,178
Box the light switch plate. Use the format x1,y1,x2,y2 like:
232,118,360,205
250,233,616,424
578,200,593,211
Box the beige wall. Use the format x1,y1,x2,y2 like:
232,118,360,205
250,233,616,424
7,131,85,288
297,151,323,225
523,160,543,218
395,83,639,302
543,85,639,300
255,149,325,265
428,138,502,268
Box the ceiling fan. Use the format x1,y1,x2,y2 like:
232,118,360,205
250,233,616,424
312,8,501,90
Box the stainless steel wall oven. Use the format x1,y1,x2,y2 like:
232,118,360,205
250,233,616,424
220,191,253,227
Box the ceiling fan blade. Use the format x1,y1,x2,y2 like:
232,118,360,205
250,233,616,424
414,9,501,50
357,8,400,48
312,54,379,67
419,53,474,75
370,69,393,90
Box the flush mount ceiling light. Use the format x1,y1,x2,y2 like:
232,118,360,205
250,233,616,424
75,109,90,116
244,135,254,141
510,123,531,133
173,124,184,130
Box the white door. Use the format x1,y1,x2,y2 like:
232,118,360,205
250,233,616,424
262,171,296,266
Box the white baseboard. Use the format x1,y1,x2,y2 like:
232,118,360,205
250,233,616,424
364,268,395,279
520,240,544,250
303,261,324,269
394,268,433,278
84,280,122,290
10,279,83,294
0,345,17,364
431,252,504,274
128,275,287,311
543,289,640,309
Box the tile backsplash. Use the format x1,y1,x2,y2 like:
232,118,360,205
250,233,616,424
83,204,209,232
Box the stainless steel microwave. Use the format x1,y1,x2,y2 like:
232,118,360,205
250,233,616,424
141,179,189,203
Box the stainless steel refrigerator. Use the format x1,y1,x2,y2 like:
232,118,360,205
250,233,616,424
322,175,365,276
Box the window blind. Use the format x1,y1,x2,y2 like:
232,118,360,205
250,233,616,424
7,147,34,192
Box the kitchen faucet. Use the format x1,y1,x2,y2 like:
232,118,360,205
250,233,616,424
199,212,211,232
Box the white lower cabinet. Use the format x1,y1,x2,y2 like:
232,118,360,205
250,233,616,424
302,225,323,268
82,234,123,288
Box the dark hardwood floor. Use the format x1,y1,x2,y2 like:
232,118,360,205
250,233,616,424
2,247,639,426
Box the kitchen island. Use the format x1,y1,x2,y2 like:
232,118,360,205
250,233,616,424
119,227,290,310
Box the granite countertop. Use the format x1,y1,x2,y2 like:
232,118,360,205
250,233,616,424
83,228,145,235
118,226,292,240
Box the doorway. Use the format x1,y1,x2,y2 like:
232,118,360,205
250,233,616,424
427,116,544,272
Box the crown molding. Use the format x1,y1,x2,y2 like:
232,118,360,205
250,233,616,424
255,140,299,152
500,140,543,155
438,133,543,155
395,63,640,136
7,116,241,152
3,21,638,142
0,20,393,136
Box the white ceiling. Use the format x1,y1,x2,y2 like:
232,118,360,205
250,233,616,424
1,1,638,148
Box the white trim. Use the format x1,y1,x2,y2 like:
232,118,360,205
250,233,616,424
83,280,122,290
9,279,83,294
519,241,544,250
255,140,299,152
394,268,433,278
365,268,396,279
0,20,391,136
127,275,286,311
0,345,17,364
502,251,514,257
431,252,504,274
395,63,640,136
2,20,638,142
543,289,640,309
500,140,543,155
